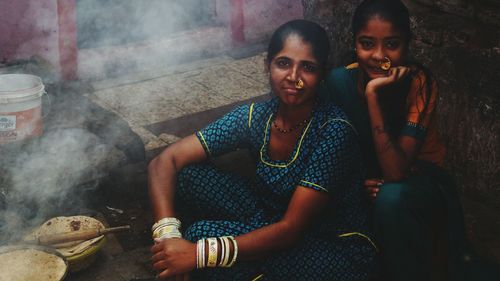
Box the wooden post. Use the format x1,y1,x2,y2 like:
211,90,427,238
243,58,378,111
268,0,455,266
230,0,245,46
57,0,78,81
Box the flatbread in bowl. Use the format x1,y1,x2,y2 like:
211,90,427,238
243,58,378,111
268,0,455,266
0,245,68,281
23,216,107,272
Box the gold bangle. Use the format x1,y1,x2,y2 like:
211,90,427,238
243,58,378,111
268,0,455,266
152,225,182,239
207,237,218,267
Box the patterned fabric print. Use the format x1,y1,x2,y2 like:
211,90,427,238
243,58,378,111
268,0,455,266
196,105,251,157
175,164,266,227
177,164,376,281
188,97,376,279
261,234,377,281
176,165,267,281
185,220,265,281
198,97,370,232
300,118,359,194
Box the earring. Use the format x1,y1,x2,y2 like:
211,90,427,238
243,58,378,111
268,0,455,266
353,47,357,52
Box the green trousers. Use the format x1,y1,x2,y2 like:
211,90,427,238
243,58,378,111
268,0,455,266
373,162,468,281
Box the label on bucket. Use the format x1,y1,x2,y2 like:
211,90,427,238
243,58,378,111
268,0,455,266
0,116,16,131
0,107,42,144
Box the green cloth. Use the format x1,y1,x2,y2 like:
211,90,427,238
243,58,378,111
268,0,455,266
320,66,381,178
321,66,474,281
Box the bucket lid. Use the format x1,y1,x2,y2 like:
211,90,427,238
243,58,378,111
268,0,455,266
0,74,45,104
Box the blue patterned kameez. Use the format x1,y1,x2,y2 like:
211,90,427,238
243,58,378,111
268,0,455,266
175,97,377,281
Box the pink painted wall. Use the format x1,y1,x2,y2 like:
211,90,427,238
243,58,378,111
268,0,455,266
215,0,303,44
243,0,303,42
0,0,60,75
0,0,303,80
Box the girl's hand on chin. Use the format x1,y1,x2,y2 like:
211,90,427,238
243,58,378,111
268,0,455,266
365,66,411,97
151,238,196,280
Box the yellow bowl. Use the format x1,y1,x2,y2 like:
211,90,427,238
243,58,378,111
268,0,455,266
65,236,107,272
24,215,108,273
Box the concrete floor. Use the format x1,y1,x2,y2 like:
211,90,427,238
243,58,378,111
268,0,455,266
85,52,269,155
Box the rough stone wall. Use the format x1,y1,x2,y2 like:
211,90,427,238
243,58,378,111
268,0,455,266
302,0,363,67
303,0,500,261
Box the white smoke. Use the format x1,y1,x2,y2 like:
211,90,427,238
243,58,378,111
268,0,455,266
0,0,303,244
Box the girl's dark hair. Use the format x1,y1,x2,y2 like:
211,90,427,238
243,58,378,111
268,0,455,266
353,0,435,124
352,0,412,43
267,19,330,70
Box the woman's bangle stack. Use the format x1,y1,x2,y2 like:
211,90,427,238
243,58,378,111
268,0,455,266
152,217,182,240
196,236,238,269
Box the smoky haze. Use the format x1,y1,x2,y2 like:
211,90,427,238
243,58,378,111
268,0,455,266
77,0,214,49
0,0,301,244
76,0,228,80
0,0,218,244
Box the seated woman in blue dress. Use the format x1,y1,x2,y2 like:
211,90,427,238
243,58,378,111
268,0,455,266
148,19,377,281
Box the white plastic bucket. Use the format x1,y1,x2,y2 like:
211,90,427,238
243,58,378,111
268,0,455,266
0,74,45,144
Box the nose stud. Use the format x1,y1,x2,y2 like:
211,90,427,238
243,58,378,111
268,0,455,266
295,79,304,89
380,57,391,71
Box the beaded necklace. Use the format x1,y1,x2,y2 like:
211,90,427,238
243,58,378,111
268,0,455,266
272,117,309,134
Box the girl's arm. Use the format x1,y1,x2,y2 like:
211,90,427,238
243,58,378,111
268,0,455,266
364,66,419,181
148,134,207,220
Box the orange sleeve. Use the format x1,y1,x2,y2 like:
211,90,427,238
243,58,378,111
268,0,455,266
401,71,438,140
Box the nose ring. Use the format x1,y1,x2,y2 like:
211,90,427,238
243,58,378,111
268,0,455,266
295,79,304,89
380,57,391,71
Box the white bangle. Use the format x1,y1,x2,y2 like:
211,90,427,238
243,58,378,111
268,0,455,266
227,236,238,267
152,217,181,232
219,236,231,267
196,239,206,269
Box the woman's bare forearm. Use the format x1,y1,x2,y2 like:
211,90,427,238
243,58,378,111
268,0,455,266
148,149,179,220
148,134,208,221
235,220,300,260
236,187,329,261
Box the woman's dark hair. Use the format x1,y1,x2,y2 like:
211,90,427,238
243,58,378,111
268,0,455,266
352,0,412,44
266,19,330,70
353,0,435,124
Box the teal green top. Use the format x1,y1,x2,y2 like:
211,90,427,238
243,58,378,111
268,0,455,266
321,64,447,176
320,65,381,178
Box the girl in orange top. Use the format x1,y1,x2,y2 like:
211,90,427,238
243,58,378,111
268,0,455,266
323,0,467,280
